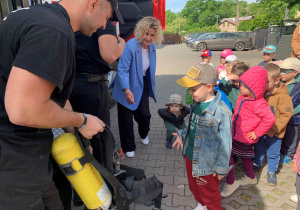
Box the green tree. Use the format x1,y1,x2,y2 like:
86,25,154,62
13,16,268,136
166,9,177,24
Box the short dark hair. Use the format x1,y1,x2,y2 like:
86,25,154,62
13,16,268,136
231,62,250,77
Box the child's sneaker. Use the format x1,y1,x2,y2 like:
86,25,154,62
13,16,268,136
237,175,257,186
166,139,173,149
279,155,291,165
193,202,207,210
290,194,298,203
253,163,261,172
220,180,240,198
267,172,277,186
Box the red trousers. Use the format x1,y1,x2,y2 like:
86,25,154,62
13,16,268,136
186,157,222,210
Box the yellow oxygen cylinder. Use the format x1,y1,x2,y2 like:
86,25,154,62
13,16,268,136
51,133,112,210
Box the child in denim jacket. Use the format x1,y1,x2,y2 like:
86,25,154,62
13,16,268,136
173,64,232,210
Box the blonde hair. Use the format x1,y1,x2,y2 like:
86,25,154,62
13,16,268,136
134,16,163,45
264,63,281,80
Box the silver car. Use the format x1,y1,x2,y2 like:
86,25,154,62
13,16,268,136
190,32,252,51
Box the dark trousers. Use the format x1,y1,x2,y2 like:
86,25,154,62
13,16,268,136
117,79,151,152
164,120,186,140
281,125,298,158
0,129,63,210
69,77,110,165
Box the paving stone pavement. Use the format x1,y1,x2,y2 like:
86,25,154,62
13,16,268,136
54,44,298,210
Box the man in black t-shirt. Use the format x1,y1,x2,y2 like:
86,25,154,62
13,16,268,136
69,19,125,207
0,0,124,209
70,20,125,128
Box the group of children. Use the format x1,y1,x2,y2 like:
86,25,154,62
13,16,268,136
158,45,300,210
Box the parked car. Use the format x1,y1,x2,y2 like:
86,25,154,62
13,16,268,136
190,32,252,51
186,33,205,47
185,33,202,45
189,33,212,48
183,33,194,42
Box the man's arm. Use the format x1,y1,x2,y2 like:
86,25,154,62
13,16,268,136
98,35,125,64
5,67,104,139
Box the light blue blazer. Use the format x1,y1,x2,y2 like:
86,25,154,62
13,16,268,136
109,38,157,111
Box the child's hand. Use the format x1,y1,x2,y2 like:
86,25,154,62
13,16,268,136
213,173,225,180
172,133,183,150
227,74,239,81
247,131,257,140
292,162,297,172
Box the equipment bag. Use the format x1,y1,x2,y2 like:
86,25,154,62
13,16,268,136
54,126,164,210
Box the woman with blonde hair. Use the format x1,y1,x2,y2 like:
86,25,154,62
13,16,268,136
109,16,163,158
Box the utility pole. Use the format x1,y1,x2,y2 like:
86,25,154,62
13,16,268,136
216,15,219,29
236,0,239,32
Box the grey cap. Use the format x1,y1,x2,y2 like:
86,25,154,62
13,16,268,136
165,94,183,106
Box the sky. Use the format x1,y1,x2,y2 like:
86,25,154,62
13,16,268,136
166,0,257,13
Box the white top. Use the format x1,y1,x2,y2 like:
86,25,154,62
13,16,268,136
142,48,150,76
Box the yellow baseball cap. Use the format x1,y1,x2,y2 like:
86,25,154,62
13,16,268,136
176,64,218,88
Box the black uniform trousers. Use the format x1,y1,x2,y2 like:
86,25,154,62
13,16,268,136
117,77,151,153
69,76,110,165
0,125,63,210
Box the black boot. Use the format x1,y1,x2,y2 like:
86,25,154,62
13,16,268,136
166,139,173,149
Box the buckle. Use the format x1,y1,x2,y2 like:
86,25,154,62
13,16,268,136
59,157,84,176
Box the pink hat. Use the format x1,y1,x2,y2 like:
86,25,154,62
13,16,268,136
219,49,233,58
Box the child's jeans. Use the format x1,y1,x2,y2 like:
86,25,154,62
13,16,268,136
186,157,222,210
226,155,255,184
281,125,298,158
254,135,281,173
164,121,186,140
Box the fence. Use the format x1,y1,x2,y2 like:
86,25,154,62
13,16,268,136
162,34,182,44
266,19,298,60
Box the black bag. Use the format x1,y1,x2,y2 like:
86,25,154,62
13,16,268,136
73,127,164,210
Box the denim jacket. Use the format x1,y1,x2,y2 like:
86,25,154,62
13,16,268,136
178,92,233,177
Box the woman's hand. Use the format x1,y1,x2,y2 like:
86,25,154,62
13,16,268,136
125,89,135,104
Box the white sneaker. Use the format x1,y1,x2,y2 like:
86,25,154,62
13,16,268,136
141,136,149,145
290,194,298,203
193,202,207,210
220,180,240,198
125,151,135,158
237,175,257,186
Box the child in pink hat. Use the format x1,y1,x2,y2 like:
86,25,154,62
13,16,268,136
216,49,233,74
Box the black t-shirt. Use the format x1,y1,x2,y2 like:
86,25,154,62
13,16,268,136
0,3,76,123
75,20,117,75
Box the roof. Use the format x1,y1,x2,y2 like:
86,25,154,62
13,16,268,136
219,16,254,26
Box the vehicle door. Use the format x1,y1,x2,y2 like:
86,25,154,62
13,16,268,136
223,33,236,49
207,33,225,49
118,0,166,41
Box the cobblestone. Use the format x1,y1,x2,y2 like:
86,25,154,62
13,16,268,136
70,45,297,210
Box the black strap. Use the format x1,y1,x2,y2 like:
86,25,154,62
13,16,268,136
74,127,164,210
75,128,129,210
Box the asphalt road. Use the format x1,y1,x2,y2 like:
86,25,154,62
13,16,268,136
156,44,262,76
